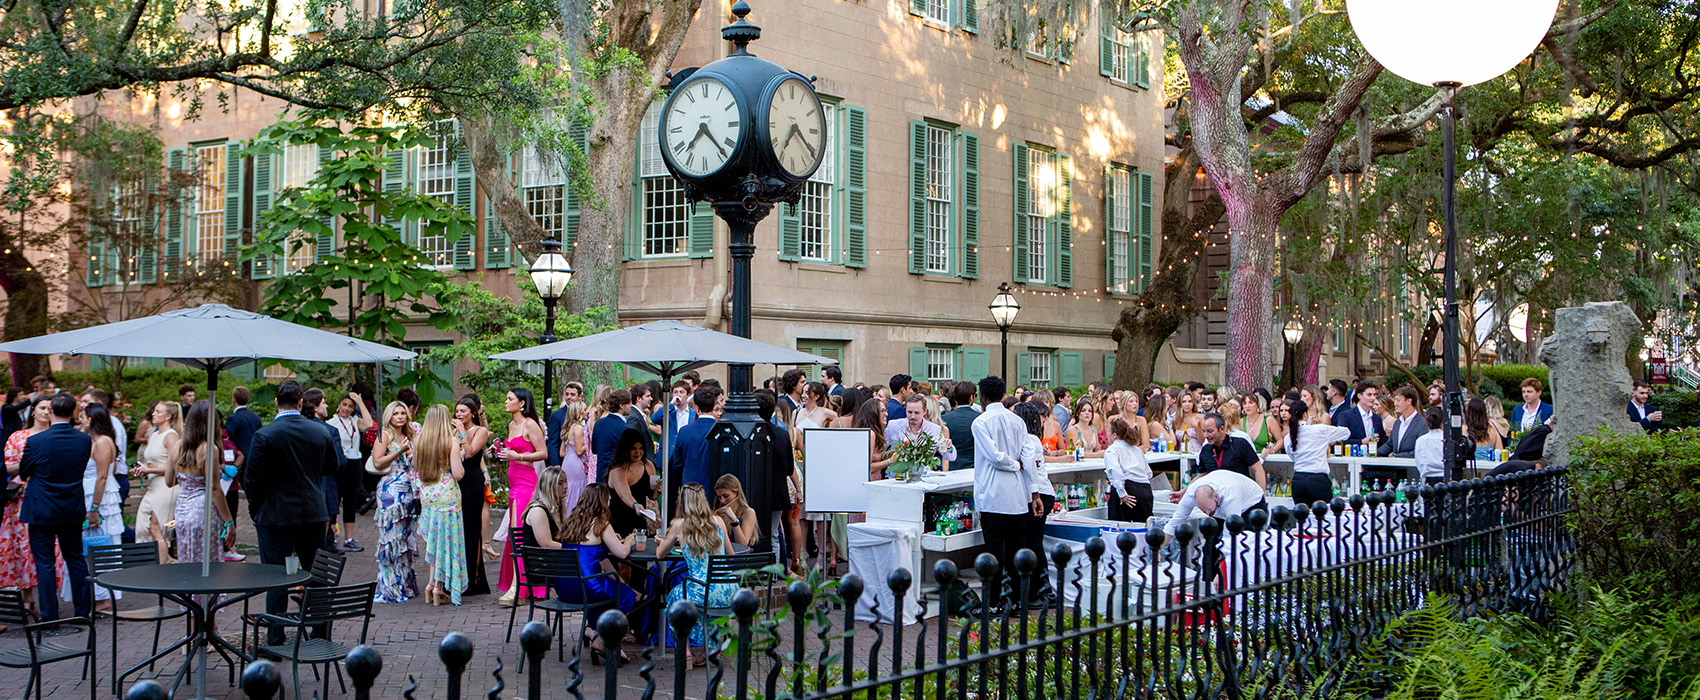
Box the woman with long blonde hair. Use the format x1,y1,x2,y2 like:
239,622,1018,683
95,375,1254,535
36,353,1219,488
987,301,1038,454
1170,393,1201,451
373,400,421,603
417,405,467,605
136,401,184,560
657,483,733,662
559,401,590,514
1484,396,1511,444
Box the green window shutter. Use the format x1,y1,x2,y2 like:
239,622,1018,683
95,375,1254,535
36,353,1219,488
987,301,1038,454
1055,153,1073,288
844,106,868,268
251,149,277,279
1058,352,1084,387
315,144,336,263
1137,170,1154,288
1103,164,1117,292
223,142,245,267
1102,353,1116,383
382,147,408,237
687,201,716,258
1100,15,1115,78
564,121,587,248
1016,350,1032,386
452,142,476,270
962,348,990,383
959,131,980,279
779,201,801,261
909,0,925,16
484,196,512,269
1136,35,1151,88
909,347,930,382
85,236,107,288
138,234,157,284
961,0,977,33
1012,143,1030,284
908,120,928,275
164,147,187,281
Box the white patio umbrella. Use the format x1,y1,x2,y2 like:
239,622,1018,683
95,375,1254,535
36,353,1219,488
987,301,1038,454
489,320,836,520
0,303,417,575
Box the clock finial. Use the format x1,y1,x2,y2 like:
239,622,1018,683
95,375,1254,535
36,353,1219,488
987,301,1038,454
723,0,761,55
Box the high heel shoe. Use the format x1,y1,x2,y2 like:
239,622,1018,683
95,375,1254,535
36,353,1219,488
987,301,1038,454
495,594,517,608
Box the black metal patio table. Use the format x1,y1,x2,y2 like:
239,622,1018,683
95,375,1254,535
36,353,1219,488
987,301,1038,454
95,562,311,700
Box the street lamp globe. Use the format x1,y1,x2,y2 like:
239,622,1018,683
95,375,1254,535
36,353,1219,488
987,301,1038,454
1282,320,1305,346
989,283,1020,328
1346,0,1560,88
529,237,574,300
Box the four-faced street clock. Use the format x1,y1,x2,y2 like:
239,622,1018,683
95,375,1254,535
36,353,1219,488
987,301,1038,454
657,1,826,207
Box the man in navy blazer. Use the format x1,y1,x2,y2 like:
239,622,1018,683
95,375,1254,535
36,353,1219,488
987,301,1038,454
1627,381,1665,432
668,387,723,500
243,380,339,644
545,382,585,468
1327,379,1367,445
17,394,94,620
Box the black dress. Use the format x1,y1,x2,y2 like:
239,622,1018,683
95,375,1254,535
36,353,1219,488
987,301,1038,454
608,465,654,537
459,447,491,596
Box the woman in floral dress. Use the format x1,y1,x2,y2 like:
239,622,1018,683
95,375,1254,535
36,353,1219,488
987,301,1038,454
1,397,58,608
168,401,233,565
657,483,733,661
415,405,466,605
372,401,420,603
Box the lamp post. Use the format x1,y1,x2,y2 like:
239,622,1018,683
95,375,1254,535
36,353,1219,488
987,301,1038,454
989,282,1020,379
1282,320,1305,389
1348,0,1559,479
529,236,573,413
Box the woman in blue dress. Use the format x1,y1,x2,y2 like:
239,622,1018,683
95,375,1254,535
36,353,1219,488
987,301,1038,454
1464,398,1503,461
655,483,733,665
550,481,645,664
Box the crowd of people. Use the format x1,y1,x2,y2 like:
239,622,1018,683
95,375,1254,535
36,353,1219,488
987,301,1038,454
0,363,1676,628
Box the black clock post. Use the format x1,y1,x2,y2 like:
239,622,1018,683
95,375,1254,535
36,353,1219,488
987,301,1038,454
657,1,826,546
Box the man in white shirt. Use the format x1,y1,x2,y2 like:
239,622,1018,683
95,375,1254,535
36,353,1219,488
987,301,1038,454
1164,468,1266,541
1355,381,1382,442
1412,408,1447,484
971,376,1034,608
885,395,956,467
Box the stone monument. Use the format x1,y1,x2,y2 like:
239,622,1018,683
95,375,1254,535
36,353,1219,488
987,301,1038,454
1538,301,1642,465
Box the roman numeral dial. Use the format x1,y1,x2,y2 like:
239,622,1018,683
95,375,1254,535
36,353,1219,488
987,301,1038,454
660,77,742,177
766,77,827,178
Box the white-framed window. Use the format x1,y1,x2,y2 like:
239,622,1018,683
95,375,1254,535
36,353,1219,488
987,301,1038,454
415,121,456,266
111,179,145,283
194,143,226,265
927,347,956,382
639,104,690,258
523,144,567,241
278,144,318,190
1109,27,1134,83
1109,165,1131,293
923,0,951,24
1026,149,1059,284
924,124,953,273
1028,350,1054,388
798,104,837,261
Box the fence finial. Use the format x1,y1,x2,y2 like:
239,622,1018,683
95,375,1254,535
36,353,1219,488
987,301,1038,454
123,680,168,700
346,645,382,700
240,660,282,700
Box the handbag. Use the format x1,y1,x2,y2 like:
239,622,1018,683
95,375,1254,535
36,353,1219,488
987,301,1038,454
365,441,397,476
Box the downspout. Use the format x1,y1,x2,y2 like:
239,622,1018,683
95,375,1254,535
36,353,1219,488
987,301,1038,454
701,7,731,330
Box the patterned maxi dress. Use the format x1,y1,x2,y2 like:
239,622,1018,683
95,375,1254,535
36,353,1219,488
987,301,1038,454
418,476,466,604
172,472,222,564
374,448,421,603
0,430,39,589
664,543,735,648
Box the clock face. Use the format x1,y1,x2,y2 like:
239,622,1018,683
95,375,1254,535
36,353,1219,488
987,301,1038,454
662,77,743,177
766,77,827,178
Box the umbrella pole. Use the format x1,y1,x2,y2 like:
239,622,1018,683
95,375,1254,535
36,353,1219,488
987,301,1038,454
201,363,217,700
658,371,673,527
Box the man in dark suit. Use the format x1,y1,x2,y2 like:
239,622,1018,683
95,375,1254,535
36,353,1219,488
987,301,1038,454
591,389,634,482
669,387,723,494
1326,379,1367,445
823,366,846,398
545,382,584,468
1627,380,1666,432
941,381,978,471
1378,386,1430,458
243,380,338,644
18,394,94,620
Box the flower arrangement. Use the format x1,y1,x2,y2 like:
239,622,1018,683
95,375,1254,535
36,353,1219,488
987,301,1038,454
888,430,940,481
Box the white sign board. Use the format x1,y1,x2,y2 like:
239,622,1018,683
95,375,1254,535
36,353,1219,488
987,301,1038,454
802,427,871,514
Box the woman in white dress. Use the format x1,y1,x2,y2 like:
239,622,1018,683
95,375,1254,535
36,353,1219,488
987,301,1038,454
80,403,125,609
136,402,182,563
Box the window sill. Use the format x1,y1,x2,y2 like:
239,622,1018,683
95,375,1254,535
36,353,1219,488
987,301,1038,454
795,262,846,274
921,274,965,284
922,19,954,32
627,257,694,269
1106,78,1143,91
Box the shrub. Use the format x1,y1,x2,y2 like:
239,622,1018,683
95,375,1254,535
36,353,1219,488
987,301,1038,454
1569,427,1700,598
1360,590,1700,700
1651,388,1698,429
1390,364,1503,398
1480,363,1551,401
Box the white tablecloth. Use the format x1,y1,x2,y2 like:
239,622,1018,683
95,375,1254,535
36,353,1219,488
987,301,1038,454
847,521,921,625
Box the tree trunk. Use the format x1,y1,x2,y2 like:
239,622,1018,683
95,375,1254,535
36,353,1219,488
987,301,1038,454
0,252,49,386
1110,144,1224,389
1223,196,1280,390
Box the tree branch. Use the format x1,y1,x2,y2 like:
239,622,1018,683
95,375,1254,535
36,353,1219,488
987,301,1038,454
1272,53,1383,210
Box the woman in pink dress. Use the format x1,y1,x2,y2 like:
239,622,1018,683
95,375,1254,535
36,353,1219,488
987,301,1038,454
495,387,547,606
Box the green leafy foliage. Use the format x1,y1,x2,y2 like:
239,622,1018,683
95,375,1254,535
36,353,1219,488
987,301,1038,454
1569,427,1700,598
1650,388,1699,430
1478,364,1551,402
1397,365,1504,399
240,114,471,397
1359,592,1700,700
53,366,281,435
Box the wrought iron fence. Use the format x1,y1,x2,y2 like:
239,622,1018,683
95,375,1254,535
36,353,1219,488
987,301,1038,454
123,467,1573,700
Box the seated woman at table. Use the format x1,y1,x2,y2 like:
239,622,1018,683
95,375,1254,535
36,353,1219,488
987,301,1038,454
656,483,733,663
1143,394,1172,450
1464,398,1503,460
556,482,645,662
1063,399,1106,459
712,474,759,549
605,430,657,537
1484,396,1512,445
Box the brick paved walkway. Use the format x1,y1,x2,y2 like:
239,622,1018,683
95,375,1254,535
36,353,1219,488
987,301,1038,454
3,511,929,700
